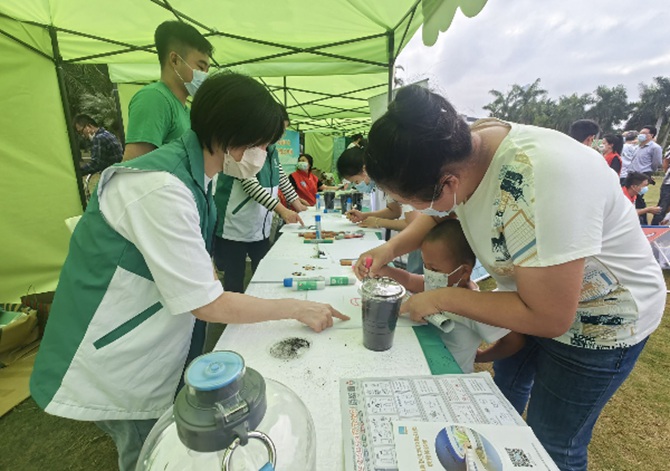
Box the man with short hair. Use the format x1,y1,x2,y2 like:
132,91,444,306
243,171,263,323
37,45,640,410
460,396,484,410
627,125,663,224
568,119,600,147
622,172,661,219
74,114,123,175
619,131,638,185
123,21,213,161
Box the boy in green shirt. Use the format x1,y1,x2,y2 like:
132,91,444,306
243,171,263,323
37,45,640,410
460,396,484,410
123,21,212,160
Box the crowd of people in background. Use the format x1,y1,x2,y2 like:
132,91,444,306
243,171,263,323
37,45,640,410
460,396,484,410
569,118,670,225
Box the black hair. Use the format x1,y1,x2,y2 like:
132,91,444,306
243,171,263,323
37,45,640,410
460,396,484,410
624,171,649,188
422,219,476,267
336,147,366,179
155,21,213,68
190,72,284,153
641,125,657,137
299,153,314,172
351,133,363,142
365,85,473,201
603,133,624,155
73,114,97,128
568,119,600,143
624,131,637,142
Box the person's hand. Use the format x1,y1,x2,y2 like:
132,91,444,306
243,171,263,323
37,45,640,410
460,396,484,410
353,243,396,280
346,209,367,223
399,290,443,323
292,199,309,212
277,206,305,226
647,206,662,215
661,219,669,225
359,217,379,228
290,300,350,332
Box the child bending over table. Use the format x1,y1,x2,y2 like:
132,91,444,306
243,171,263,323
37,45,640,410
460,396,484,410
377,219,525,373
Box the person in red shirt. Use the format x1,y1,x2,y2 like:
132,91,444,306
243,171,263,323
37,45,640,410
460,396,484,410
602,133,623,175
289,154,339,206
622,172,661,218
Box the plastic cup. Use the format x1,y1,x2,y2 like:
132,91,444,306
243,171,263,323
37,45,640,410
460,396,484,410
359,277,406,351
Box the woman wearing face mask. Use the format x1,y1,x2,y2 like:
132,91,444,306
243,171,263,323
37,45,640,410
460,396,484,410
353,85,665,471
213,105,307,295
288,154,340,206
31,72,348,471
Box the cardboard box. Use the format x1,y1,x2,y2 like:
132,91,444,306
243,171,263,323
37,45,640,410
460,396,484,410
0,306,38,357
20,291,54,338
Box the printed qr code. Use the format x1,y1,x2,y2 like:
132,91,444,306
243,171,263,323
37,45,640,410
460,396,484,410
505,447,533,467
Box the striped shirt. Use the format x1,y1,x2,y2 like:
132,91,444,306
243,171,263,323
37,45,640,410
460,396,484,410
240,166,298,211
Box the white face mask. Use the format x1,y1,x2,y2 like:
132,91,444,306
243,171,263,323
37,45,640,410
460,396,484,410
423,265,464,291
417,192,457,218
296,161,309,171
222,147,267,179
174,55,208,96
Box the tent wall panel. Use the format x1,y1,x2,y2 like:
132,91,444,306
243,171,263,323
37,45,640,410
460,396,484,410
117,83,144,136
0,31,82,302
0,15,52,57
304,133,334,175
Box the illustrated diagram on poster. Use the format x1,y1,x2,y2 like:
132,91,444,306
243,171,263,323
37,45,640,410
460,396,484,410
341,373,527,471
393,422,559,470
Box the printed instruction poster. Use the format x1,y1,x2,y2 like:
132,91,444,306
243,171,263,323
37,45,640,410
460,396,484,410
341,373,528,471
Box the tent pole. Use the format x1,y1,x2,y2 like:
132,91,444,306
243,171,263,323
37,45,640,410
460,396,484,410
387,31,396,105
283,77,288,106
49,26,87,211
112,82,126,147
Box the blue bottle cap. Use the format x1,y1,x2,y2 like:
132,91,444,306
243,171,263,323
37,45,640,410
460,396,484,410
283,277,293,287
185,351,245,391
315,215,321,221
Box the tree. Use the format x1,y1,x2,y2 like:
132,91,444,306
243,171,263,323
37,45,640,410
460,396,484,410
627,76,670,147
62,64,123,139
483,78,549,124
586,85,630,133
550,93,593,134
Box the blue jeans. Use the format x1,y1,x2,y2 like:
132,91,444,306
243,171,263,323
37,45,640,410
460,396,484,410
493,336,648,471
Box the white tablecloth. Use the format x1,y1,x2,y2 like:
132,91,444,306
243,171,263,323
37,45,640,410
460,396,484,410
215,209,429,470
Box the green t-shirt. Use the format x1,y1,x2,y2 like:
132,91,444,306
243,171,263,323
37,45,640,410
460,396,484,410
125,81,191,148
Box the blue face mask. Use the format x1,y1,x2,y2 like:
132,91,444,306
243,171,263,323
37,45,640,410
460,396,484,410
175,55,208,96
354,180,375,193
639,186,649,196
637,134,648,143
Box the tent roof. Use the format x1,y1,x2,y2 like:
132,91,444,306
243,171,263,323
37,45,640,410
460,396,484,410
0,0,487,132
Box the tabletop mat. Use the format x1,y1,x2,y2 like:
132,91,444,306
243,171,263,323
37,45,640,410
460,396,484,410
412,325,462,375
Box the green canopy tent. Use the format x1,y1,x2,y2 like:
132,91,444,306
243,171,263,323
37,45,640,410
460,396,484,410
0,0,487,302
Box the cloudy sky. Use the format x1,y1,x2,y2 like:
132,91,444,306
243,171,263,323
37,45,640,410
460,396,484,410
396,0,670,118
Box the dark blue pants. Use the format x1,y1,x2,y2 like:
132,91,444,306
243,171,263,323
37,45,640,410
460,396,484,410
213,237,270,293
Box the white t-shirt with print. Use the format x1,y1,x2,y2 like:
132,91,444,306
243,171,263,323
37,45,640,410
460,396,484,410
455,119,665,349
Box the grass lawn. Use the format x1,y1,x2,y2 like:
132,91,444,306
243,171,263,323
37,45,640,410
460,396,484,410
1,184,668,470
